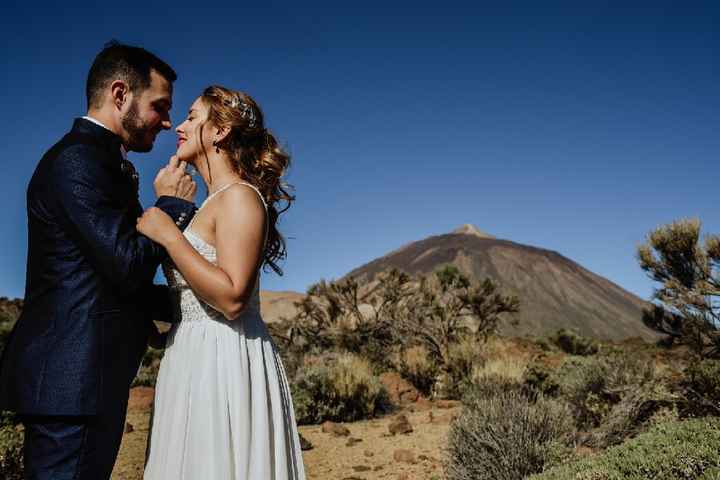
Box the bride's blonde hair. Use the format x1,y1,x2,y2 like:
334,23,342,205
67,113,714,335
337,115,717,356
199,85,294,275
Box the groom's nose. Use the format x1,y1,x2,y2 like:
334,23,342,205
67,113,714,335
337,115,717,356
161,119,172,130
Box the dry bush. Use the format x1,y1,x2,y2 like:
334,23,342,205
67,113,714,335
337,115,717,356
395,345,440,396
290,353,391,424
474,356,529,382
461,374,527,406
445,390,575,480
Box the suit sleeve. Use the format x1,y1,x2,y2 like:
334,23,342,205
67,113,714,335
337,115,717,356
53,145,196,296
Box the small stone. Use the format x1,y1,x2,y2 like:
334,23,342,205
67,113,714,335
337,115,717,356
299,433,313,451
393,449,416,464
388,414,413,435
373,465,383,471
352,465,371,472
346,437,363,447
321,420,350,437
434,413,458,424
124,422,134,433
436,399,460,409
363,449,374,457
379,372,421,405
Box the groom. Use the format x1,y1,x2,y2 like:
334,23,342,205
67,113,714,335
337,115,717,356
0,42,196,479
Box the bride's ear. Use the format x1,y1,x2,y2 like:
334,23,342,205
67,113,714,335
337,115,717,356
214,126,230,145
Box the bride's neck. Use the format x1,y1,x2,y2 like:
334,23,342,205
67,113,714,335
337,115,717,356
193,153,243,196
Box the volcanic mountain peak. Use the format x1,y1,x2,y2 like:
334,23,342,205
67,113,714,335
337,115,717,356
452,224,495,239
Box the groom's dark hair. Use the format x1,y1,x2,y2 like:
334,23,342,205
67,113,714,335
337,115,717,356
86,40,177,109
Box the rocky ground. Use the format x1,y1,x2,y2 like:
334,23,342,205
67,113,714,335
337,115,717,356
111,382,460,480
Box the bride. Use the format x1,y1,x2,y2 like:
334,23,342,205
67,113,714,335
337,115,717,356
137,85,306,479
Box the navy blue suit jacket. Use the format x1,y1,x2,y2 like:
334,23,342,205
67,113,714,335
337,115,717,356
0,118,196,416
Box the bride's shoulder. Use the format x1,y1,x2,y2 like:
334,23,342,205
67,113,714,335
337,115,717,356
215,183,266,222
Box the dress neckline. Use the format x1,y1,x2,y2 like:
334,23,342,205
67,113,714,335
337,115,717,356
185,181,269,251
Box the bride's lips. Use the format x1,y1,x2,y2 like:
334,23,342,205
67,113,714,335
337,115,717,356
177,138,186,148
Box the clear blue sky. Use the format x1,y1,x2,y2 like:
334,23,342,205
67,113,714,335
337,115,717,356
1,2,718,301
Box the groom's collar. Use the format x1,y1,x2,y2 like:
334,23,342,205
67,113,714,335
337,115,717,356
81,116,128,160
71,117,126,160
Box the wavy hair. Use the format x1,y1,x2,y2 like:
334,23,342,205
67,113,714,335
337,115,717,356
199,85,294,275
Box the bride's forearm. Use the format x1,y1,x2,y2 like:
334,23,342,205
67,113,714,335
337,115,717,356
163,234,251,320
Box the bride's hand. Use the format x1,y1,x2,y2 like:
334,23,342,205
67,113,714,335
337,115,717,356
137,207,183,246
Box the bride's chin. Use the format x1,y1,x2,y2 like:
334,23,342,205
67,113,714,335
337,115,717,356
175,153,193,165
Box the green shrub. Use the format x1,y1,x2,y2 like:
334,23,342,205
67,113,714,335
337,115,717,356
445,390,575,480
552,329,598,356
0,317,16,357
0,412,23,480
534,337,557,352
529,417,720,480
523,360,561,397
552,353,656,430
291,353,391,424
683,359,720,417
131,346,165,387
589,382,677,448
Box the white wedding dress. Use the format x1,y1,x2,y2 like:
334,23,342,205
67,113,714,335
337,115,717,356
144,182,306,480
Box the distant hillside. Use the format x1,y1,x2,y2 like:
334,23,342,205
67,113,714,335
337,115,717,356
343,225,657,341
260,290,304,323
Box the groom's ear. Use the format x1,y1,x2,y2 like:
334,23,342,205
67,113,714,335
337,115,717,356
110,79,130,111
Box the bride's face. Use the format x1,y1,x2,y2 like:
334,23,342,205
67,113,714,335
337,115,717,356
175,97,215,164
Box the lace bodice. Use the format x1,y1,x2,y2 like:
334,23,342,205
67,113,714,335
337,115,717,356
162,182,267,323
162,229,261,323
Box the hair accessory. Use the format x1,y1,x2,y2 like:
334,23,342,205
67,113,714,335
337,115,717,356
226,96,257,129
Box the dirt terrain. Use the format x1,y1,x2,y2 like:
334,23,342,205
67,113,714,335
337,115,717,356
111,387,460,480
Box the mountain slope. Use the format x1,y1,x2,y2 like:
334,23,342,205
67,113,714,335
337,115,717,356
344,226,656,341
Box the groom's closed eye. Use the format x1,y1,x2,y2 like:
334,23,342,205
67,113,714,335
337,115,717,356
153,100,171,114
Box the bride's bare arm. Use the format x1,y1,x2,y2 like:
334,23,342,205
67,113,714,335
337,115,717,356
138,185,266,320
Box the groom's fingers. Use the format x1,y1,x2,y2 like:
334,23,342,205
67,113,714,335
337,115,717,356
178,160,187,172
168,155,179,169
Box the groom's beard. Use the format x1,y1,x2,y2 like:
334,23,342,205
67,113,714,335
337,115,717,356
122,100,158,153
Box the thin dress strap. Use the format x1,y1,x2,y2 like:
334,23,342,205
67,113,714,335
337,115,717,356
187,181,269,247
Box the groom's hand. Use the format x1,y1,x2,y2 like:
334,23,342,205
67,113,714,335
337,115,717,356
154,155,197,201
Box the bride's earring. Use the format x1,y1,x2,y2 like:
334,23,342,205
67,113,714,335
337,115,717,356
212,140,220,154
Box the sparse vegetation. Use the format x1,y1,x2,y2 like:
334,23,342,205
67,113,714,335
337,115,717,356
0,413,22,480
552,329,598,356
0,299,23,480
682,358,720,417
530,417,720,480
282,266,520,400
550,353,657,431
